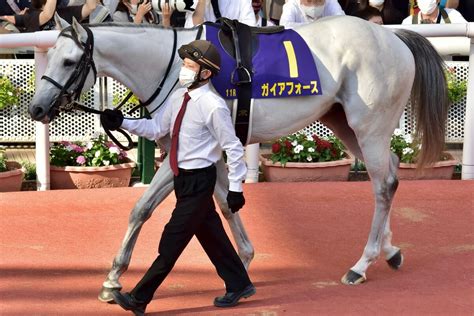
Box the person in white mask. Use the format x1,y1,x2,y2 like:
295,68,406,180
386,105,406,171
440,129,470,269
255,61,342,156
185,0,257,27
102,39,255,314
280,0,344,29
402,0,466,24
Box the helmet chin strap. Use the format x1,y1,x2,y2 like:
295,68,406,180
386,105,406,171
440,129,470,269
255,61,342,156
188,66,210,90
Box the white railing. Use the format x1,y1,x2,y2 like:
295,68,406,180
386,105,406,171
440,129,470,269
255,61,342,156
0,30,59,190
385,23,474,180
1,24,473,188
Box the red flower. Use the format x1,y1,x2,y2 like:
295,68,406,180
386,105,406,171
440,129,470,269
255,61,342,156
272,142,281,153
319,140,331,150
285,140,292,150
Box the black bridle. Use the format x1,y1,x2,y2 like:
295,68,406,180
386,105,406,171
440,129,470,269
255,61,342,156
42,25,97,112
41,24,201,150
41,25,134,150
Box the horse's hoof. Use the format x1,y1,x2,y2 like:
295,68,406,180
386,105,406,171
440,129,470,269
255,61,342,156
386,250,403,270
341,270,366,285
98,286,121,303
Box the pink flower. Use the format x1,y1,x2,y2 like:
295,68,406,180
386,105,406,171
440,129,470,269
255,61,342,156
76,155,86,165
72,144,84,153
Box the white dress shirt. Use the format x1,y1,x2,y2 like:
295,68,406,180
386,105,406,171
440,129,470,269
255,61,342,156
402,8,467,24
184,0,257,27
121,84,247,192
280,0,345,29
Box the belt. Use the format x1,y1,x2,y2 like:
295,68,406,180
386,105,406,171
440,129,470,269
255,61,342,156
178,164,215,175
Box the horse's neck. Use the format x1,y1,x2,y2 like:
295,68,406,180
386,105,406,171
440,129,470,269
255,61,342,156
92,25,202,102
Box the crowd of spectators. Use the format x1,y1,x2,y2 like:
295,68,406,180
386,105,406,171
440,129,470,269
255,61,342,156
0,0,472,34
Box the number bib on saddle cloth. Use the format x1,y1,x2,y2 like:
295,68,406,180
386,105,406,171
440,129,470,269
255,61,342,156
206,24,323,99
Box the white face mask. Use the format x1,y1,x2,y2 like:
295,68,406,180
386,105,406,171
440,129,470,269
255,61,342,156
130,4,138,14
369,0,384,7
417,0,438,15
179,67,198,88
300,4,325,20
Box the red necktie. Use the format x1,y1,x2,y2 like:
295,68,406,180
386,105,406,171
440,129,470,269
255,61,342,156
170,92,191,176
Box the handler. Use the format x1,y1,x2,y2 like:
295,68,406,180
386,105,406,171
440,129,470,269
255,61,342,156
100,40,255,315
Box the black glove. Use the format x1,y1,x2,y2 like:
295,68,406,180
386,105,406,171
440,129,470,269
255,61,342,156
227,191,245,213
100,109,124,131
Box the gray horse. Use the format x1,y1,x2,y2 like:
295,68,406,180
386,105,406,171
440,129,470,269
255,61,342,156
28,16,449,302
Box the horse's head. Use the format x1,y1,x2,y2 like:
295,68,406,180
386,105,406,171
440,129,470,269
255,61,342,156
29,16,97,123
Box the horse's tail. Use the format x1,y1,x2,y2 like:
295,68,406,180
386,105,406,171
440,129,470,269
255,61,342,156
394,29,449,167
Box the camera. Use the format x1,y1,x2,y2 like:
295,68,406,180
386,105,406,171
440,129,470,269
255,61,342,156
151,0,195,13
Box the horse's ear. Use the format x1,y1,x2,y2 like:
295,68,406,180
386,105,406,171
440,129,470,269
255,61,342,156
71,17,87,43
54,13,70,30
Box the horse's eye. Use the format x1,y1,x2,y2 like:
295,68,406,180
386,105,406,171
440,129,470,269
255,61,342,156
63,59,75,67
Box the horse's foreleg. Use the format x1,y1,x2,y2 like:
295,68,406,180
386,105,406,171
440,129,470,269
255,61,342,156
213,158,254,269
98,158,174,302
341,141,399,285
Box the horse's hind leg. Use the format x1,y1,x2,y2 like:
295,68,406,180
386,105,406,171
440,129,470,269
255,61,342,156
340,129,400,285
383,153,403,270
213,158,254,268
98,157,174,302
321,102,403,284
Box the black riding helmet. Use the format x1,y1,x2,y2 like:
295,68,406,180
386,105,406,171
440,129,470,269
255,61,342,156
178,40,221,76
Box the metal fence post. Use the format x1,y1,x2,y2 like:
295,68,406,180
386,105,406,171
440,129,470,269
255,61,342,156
137,107,155,184
34,47,50,190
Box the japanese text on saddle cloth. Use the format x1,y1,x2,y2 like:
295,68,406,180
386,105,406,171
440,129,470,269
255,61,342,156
206,24,323,100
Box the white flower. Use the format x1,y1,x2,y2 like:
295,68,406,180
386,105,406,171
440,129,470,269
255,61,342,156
307,136,313,141
403,134,413,144
294,144,304,154
95,150,101,158
403,147,414,155
308,147,315,153
307,156,313,162
394,128,403,136
291,140,298,146
66,145,74,151
103,160,110,166
7,91,13,96
109,146,120,155
86,142,93,150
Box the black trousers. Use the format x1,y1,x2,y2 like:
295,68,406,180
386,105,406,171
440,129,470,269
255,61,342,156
130,165,251,303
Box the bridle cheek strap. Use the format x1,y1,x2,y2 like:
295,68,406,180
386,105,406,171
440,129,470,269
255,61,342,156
39,26,133,151
41,26,97,111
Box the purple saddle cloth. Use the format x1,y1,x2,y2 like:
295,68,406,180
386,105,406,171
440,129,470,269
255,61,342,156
206,24,322,100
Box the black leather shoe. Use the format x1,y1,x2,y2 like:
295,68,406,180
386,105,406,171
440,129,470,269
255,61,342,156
214,284,256,307
111,291,147,316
